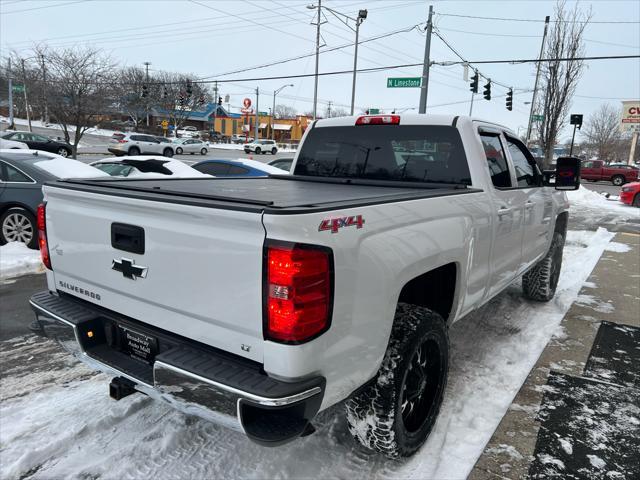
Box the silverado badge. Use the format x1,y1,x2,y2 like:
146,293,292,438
112,258,148,280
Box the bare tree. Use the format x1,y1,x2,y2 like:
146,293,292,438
274,104,297,119
152,71,210,133
325,106,348,118
581,103,623,161
116,66,148,130
43,47,116,157
535,1,591,167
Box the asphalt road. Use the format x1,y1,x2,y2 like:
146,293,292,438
0,274,47,342
580,181,623,197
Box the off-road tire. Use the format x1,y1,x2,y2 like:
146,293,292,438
345,303,449,458
612,175,625,186
522,231,565,302
128,146,140,156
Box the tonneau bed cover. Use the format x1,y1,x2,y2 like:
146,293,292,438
50,175,479,214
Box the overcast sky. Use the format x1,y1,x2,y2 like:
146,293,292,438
1,0,639,141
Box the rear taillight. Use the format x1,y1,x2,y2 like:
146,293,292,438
37,203,52,270
265,242,333,343
118,139,128,143
355,115,400,125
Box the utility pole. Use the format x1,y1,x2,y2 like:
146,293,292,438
144,61,151,127
40,54,49,124
7,57,14,130
254,86,260,141
327,101,332,118
526,15,550,146
21,59,32,132
312,0,322,120
418,5,434,114
469,92,475,116
350,10,367,115
212,80,219,138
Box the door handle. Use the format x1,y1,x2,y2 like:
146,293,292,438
525,201,535,210
497,207,512,218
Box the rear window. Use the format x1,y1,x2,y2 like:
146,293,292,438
294,125,471,184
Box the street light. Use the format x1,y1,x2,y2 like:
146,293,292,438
351,9,367,115
272,84,293,140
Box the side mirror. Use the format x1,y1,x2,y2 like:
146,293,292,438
542,157,581,190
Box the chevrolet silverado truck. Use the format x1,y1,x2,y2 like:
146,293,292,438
580,159,639,186
30,114,580,458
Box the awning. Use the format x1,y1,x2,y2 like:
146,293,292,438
259,123,267,129
274,124,292,131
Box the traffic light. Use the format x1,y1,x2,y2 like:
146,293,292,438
506,88,513,111
483,81,491,101
186,80,192,97
218,96,223,106
469,72,479,93
141,84,148,98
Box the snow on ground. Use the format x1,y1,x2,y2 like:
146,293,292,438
6,117,119,139
566,186,640,220
0,227,616,480
0,243,44,280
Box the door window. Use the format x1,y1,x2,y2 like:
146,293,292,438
505,136,539,187
195,162,231,175
227,165,250,175
480,134,512,188
0,162,33,182
582,161,594,168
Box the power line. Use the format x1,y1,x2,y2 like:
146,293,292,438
435,12,640,24
2,0,88,14
432,54,639,66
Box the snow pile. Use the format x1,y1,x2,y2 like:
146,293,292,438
34,157,108,179
0,243,44,280
566,186,640,217
0,228,616,480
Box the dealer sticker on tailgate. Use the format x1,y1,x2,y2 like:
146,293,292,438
120,327,158,364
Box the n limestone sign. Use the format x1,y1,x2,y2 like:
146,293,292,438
621,100,640,131
387,77,421,88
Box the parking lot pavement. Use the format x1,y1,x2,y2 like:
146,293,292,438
0,274,47,342
581,181,626,197
470,232,640,480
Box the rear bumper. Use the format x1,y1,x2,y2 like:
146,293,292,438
107,147,125,156
29,291,325,446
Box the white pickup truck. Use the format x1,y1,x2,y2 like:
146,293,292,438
30,114,580,457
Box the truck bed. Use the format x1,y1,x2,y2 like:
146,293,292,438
51,175,480,214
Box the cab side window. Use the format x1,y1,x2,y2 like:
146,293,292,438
480,134,512,188
505,136,540,187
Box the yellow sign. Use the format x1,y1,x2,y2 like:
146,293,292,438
161,120,169,129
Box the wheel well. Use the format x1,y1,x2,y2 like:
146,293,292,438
0,202,36,218
555,211,568,237
397,263,457,323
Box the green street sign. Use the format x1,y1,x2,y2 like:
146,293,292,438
387,77,422,88
368,108,380,114
531,114,544,122
12,84,25,93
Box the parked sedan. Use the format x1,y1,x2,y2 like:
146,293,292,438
0,150,107,248
191,158,288,177
172,138,208,155
1,132,72,157
90,156,210,178
620,182,640,207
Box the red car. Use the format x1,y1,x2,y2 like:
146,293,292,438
581,160,639,186
620,182,640,207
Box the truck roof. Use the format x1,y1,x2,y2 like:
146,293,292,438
313,114,511,132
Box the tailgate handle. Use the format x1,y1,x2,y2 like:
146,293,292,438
111,223,145,255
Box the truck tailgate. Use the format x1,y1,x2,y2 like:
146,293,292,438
43,185,266,362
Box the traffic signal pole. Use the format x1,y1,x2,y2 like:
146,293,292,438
418,5,434,114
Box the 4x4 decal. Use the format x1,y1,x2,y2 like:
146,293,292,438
318,215,365,234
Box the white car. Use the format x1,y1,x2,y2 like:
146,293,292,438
176,126,199,138
0,137,28,149
244,139,278,155
172,138,208,155
231,133,253,144
90,156,210,178
108,133,176,157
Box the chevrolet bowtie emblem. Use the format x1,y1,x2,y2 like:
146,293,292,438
112,258,148,280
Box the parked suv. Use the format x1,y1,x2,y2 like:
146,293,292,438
108,133,175,157
244,139,278,155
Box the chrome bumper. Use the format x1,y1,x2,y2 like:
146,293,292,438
30,292,324,445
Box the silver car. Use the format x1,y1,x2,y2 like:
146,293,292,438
173,138,208,155
108,133,175,157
